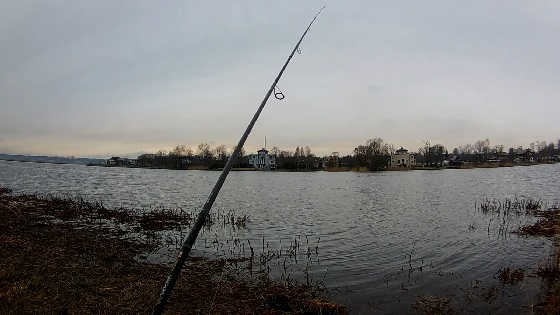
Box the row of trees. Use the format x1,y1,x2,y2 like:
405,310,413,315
271,146,320,170
450,138,560,164
136,137,559,171
138,143,247,169
352,138,392,170
137,143,320,170
347,138,448,170
341,137,559,170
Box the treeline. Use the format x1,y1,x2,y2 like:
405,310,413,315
137,143,248,170
311,138,448,170
449,138,560,165
270,146,322,170
136,143,323,170
328,138,448,170
324,137,560,170
135,137,559,171
351,138,392,170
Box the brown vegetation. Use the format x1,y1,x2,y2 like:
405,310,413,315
532,248,560,315
0,188,345,314
511,202,560,315
516,208,560,237
495,267,524,285
412,296,454,315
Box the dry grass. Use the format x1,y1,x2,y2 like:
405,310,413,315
0,187,345,314
516,208,560,237
514,204,560,315
412,296,455,315
495,267,524,285
532,248,560,315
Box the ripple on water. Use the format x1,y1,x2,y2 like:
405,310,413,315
1,160,559,312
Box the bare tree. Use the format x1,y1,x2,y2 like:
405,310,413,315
431,144,446,166
214,145,228,161
463,144,474,154
473,138,490,161
170,144,193,157
423,140,431,166
495,144,504,154
304,146,312,157
353,138,390,170
279,150,292,158
197,143,213,160
474,140,484,154
387,144,396,155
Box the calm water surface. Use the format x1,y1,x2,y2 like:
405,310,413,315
1,160,559,313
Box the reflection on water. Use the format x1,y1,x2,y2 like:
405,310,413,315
1,160,559,313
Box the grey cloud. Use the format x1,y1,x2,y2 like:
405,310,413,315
1,1,559,157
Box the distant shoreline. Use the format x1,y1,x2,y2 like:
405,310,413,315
2,157,558,172
325,161,559,172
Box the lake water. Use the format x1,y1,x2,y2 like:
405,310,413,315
1,160,559,313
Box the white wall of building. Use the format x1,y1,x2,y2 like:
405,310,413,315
248,149,276,170
390,149,415,167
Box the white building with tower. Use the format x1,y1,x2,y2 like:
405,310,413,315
248,137,276,170
390,147,416,168
248,148,276,170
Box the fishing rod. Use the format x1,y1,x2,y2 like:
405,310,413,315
151,6,325,314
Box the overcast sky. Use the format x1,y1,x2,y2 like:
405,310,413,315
1,1,559,157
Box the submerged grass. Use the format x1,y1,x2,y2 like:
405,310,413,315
476,197,543,215
0,187,345,314
532,248,560,315
515,207,560,237
0,189,251,234
475,197,560,238
494,267,525,285
412,296,455,315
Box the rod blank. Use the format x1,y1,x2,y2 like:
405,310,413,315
151,7,324,314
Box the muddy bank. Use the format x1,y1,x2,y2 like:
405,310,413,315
518,205,560,314
516,207,560,237
0,188,345,314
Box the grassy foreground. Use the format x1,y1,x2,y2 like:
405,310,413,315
0,187,345,314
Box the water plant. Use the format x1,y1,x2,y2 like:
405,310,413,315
494,267,524,285
0,187,345,314
476,197,543,215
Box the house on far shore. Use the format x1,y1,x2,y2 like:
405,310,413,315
390,147,416,168
106,157,137,167
248,148,276,170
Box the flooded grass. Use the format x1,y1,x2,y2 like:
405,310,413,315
475,197,560,238
476,197,543,215
515,207,560,237
1,189,251,235
412,296,455,315
474,196,560,313
536,249,560,281
532,247,560,315
0,187,345,314
3,185,558,314
494,267,525,285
